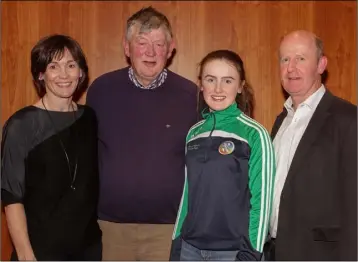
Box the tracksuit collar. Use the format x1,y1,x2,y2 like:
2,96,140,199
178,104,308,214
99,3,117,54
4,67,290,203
202,102,242,120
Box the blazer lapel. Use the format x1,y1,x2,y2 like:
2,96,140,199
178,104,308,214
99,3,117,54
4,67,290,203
271,108,288,140
285,90,334,184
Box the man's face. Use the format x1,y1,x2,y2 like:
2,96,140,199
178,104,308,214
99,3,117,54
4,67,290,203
279,33,327,100
124,26,174,86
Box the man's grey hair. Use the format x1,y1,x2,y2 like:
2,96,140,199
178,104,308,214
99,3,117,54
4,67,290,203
314,36,324,59
126,6,173,41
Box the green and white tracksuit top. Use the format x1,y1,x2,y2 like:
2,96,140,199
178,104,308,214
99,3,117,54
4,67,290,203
171,102,275,259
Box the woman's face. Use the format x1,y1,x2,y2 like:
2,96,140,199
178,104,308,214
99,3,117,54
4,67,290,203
39,48,82,99
200,59,244,111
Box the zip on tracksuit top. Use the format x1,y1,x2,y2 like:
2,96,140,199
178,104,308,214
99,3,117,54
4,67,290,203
170,103,276,260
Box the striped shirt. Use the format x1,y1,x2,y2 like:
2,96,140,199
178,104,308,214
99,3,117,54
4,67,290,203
128,67,167,89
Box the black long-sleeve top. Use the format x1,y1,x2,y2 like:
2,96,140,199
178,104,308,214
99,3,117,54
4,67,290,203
1,105,101,260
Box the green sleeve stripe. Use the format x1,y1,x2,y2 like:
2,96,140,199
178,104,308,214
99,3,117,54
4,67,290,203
239,115,271,251
244,114,274,251
172,167,188,239
241,114,275,251
238,114,275,252
239,115,269,251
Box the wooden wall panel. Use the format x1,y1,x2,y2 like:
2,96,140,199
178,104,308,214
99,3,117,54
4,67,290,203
1,1,356,260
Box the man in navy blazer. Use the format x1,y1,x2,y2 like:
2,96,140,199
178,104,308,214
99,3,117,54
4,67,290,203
265,30,357,260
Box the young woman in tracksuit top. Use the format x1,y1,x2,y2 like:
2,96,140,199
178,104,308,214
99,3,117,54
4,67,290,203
169,50,275,261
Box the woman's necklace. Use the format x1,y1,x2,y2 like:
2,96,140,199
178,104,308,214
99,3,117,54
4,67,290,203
41,97,78,190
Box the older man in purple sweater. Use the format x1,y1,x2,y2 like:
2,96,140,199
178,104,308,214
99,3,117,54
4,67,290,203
86,6,198,261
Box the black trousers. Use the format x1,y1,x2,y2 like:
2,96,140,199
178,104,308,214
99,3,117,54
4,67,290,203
11,239,102,261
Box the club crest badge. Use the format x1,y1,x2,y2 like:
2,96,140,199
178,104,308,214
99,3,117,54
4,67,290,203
218,141,235,155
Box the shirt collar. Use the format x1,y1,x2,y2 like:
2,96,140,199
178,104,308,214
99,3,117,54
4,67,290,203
128,67,168,89
284,84,326,112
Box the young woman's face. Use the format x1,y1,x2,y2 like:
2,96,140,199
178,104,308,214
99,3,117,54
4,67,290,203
201,59,244,111
39,48,82,99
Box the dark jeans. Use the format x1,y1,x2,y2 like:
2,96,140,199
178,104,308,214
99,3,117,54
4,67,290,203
180,240,239,261
11,239,102,261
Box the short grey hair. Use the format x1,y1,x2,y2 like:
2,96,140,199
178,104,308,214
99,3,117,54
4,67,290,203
314,36,324,59
126,6,173,41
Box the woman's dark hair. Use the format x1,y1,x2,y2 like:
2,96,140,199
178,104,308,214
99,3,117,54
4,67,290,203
197,49,255,118
31,34,89,101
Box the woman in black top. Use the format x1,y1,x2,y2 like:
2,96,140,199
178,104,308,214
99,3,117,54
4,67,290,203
1,34,102,261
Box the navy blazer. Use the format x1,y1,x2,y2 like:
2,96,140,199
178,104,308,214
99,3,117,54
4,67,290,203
271,90,357,260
